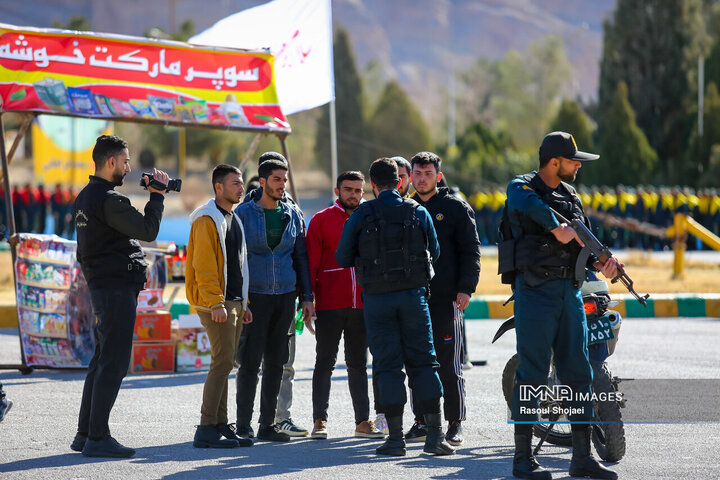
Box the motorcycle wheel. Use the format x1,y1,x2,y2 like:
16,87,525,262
591,361,626,462
501,354,572,446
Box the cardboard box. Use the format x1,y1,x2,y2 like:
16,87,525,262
137,288,165,311
130,342,175,373
134,310,172,342
174,314,211,373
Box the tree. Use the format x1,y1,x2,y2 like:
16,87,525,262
441,121,532,193
458,35,572,153
687,82,720,185
490,35,572,150
550,99,594,150
367,81,430,162
52,15,91,31
314,27,367,175
598,0,705,182
588,82,658,186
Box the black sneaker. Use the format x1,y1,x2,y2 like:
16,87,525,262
257,424,291,442
236,424,255,439
217,423,253,447
405,420,427,443
276,419,309,437
445,420,464,446
82,436,135,458
70,432,87,452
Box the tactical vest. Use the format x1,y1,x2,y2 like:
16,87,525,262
498,172,586,287
74,178,147,289
354,199,431,295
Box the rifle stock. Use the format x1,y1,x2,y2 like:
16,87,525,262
549,208,649,306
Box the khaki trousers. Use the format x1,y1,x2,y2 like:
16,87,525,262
198,300,244,425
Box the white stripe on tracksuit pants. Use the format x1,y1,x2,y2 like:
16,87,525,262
409,299,466,422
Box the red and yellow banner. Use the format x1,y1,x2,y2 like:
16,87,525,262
0,23,290,132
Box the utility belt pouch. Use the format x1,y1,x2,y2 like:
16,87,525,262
497,238,515,274
514,236,540,270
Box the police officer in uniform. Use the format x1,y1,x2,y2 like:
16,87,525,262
71,135,168,458
500,132,619,479
335,157,454,457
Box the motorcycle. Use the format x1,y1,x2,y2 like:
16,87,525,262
492,272,627,462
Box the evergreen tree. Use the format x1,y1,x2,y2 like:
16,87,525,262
367,81,430,162
598,0,705,181
590,82,658,186
550,99,594,150
491,35,572,150
314,27,366,175
687,82,720,184
52,15,91,31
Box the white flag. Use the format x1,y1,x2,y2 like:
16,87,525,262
190,0,334,115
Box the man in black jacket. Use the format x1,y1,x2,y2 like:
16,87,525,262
71,135,168,458
406,151,481,447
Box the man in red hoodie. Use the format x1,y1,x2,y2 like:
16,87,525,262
306,171,384,440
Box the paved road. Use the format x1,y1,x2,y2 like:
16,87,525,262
0,317,718,479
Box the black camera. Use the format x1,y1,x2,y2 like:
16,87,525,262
140,173,182,192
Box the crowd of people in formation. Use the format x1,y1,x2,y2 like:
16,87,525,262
0,184,77,239
469,185,720,250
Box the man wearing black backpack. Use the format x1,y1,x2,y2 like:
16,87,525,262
335,157,454,457
404,152,481,447
499,132,619,480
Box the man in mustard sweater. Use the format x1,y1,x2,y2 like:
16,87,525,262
186,164,254,448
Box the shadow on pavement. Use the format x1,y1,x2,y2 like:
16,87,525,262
0,436,589,479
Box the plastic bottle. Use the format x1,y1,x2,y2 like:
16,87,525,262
295,308,304,335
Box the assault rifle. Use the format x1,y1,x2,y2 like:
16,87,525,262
550,208,649,307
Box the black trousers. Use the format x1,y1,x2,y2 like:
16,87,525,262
312,308,369,424
236,291,295,427
411,299,466,422
78,286,140,439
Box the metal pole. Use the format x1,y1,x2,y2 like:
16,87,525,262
238,133,264,174
329,99,338,197
0,114,32,183
0,113,32,373
448,73,456,149
178,128,186,179
699,55,704,138
278,135,299,206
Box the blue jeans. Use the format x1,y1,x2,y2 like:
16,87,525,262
363,287,442,416
77,287,140,439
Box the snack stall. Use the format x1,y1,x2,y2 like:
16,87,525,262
0,22,294,372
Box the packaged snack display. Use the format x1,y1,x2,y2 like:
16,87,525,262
107,97,137,117
186,100,208,123
219,94,249,126
67,87,99,115
130,99,155,118
33,77,71,112
15,235,95,368
93,94,114,117
15,235,170,369
148,95,178,120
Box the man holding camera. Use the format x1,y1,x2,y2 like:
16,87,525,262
71,135,168,458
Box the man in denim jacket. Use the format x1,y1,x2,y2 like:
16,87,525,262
234,157,315,442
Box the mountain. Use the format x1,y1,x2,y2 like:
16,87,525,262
3,0,615,127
